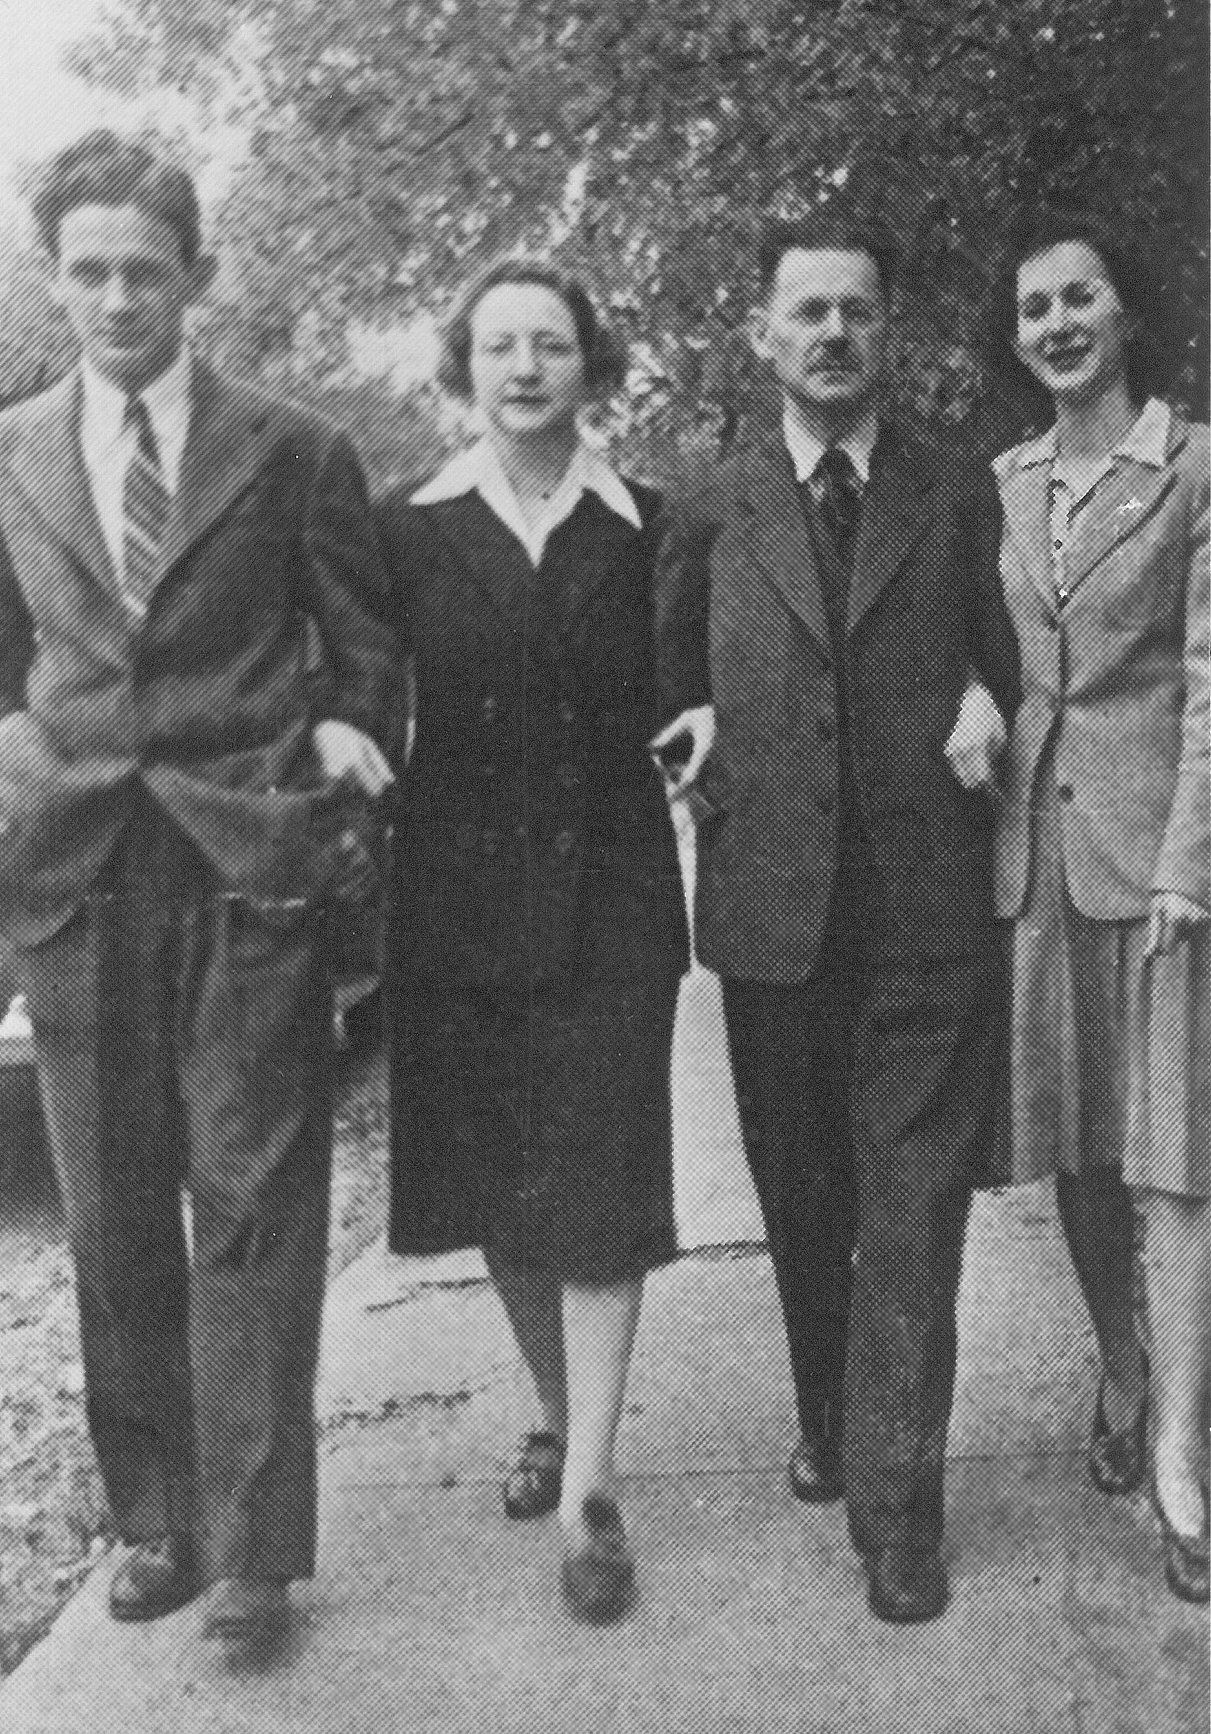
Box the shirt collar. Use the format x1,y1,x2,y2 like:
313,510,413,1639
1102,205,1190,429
782,403,879,486
411,436,641,554
1013,397,1172,473
80,346,193,471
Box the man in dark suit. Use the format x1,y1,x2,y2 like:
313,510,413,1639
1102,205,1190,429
0,132,394,1641
654,212,1019,1621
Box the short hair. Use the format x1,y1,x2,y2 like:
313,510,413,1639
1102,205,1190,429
438,259,626,399
31,130,202,266
988,205,1172,403
756,211,899,305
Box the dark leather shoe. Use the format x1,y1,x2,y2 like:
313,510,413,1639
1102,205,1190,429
788,1432,843,1503
560,1493,635,1623
503,1430,564,1521
1088,1377,1148,1496
109,1536,199,1623
200,1577,290,1642
1152,1479,1210,1605
863,1546,949,1623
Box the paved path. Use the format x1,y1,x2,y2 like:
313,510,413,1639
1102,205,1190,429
1,967,1206,1733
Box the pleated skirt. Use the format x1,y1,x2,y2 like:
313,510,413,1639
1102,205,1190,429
1000,764,1210,1199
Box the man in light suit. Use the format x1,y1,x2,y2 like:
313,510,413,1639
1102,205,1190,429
0,132,394,1641
655,211,1020,1621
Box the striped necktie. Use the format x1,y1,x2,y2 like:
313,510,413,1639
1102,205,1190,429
122,396,169,617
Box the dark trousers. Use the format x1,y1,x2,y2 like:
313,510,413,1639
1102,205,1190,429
18,794,333,1582
722,865,1003,1553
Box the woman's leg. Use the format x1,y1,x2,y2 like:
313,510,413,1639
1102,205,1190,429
1138,1187,1210,1535
1055,1168,1148,1427
484,1249,567,1443
557,1277,644,1533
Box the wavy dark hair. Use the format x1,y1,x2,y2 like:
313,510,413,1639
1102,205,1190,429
438,259,626,400
988,206,1175,406
31,129,202,266
756,209,900,304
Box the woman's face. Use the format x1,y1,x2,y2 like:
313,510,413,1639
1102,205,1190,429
1012,240,1134,406
468,282,586,439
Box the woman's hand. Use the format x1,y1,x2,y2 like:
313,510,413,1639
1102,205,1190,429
1146,890,1211,958
649,705,716,799
313,719,395,797
944,681,1006,792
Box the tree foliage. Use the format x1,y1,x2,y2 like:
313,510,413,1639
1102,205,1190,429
9,0,1208,480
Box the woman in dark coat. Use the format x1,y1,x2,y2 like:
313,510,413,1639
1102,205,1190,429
376,260,690,1622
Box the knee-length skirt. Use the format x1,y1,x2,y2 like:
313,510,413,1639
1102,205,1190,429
997,761,1210,1198
388,890,683,1282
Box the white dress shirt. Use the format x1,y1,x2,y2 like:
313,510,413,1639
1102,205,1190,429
79,347,194,583
411,436,642,568
781,402,879,486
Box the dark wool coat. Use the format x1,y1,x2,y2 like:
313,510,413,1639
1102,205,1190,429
375,480,690,1271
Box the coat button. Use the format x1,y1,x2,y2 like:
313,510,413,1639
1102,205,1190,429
1047,617,1059,632
1057,784,1074,802
482,695,499,723
553,829,575,858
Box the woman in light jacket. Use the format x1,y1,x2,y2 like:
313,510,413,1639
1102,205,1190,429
991,208,1208,1602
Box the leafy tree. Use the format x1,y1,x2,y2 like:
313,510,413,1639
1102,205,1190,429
5,0,1205,482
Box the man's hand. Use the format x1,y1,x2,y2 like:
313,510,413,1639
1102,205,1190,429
1146,890,1210,958
944,682,1006,792
313,719,394,798
649,705,716,800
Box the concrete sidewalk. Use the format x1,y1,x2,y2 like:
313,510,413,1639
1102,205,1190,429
1,970,1207,1733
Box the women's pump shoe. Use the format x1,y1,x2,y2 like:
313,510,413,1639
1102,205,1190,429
1088,1377,1147,1496
503,1430,564,1521
560,1493,635,1623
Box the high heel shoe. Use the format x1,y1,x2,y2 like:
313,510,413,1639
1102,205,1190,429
503,1431,565,1521
560,1493,635,1623
1088,1377,1147,1496
1151,1477,1209,1605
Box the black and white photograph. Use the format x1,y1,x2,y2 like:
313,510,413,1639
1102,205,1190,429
0,4,1205,1730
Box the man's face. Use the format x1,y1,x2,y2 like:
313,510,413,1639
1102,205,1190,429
51,203,213,394
750,247,888,418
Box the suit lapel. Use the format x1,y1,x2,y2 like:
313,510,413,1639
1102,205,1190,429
994,456,1054,613
737,437,830,650
158,362,283,579
1059,429,1185,601
10,372,120,600
845,436,937,635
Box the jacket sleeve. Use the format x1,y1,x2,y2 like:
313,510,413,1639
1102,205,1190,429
0,531,33,717
959,459,1021,724
300,429,397,747
651,500,718,725
1152,444,1211,908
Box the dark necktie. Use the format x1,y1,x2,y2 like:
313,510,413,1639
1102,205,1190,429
122,396,170,618
812,445,863,571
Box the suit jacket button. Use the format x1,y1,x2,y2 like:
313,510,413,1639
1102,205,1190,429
553,829,575,858
1057,784,1074,802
